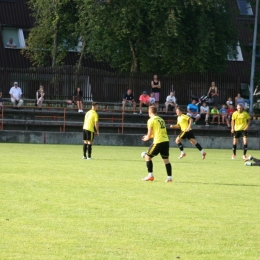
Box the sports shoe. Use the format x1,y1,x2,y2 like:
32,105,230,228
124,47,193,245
202,152,206,160
82,156,87,159
165,179,173,182
139,112,142,115
87,157,92,160
231,154,236,160
142,176,154,181
178,152,186,159
245,162,252,166
242,155,247,160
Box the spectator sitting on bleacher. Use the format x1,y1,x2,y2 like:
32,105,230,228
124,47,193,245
73,87,83,113
199,101,209,126
227,104,235,123
122,88,137,114
9,82,24,109
210,105,220,125
187,98,201,125
149,92,157,107
219,104,230,127
36,85,45,110
139,91,150,114
226,97,233,107
165,91,177,114
235,93,245,107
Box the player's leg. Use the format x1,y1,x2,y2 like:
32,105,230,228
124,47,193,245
132,101,136,111
139,102,143,114
175,134,186,159
242,131,248,160
83,130,94,159
82,130,88,159
232,133,239,159
142,143,157,181
188,132,206,159
161,142,172,182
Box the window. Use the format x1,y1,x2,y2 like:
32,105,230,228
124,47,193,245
237,0,253,16
2,27,28,48
228,42,243,61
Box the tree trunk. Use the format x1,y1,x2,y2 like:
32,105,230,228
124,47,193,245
129,39,138,73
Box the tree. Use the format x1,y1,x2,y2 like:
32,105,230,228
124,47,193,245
80,0,238,74
23,0,78,68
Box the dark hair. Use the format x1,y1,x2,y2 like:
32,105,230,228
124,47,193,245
92,102,98,106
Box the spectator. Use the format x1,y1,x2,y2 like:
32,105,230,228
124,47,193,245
165,91,177,114
36,85,45,110
227,104,235,122
235,93,245,107
149,92,156,107
73,87,83,113
226,97,233,107
200,101,209,126
122,88,136,113
6,38,16,48
210,105,220,125
219,104,230,127
151,75,161,108
0,90,2,109
187,99,201,125
139,91,150,114
207,81,219,106
9,82,24,109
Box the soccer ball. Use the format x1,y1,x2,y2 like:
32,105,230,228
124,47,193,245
141,152,147,158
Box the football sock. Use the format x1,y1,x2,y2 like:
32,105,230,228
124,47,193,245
146,160,153,173
243,145,247,155
165,163,172,177
232,145,237,155
83,143,87,157
200,149,205,154
195,143,202,151
148,172,153,177
178,142,184,151
87,144,92,158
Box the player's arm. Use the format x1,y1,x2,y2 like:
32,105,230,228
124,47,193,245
231,119,235,133
95,121,100,136
170,124,180,129
244,118,250,131
186,118,193,131
142,127,153,141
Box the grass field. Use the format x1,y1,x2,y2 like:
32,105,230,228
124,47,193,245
0,143,260,260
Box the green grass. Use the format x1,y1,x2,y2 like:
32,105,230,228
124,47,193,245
0,144,260,260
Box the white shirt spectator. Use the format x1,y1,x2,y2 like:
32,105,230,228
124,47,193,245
166,95,176,103
200,105,209,113
150,97,156,104
9,86,23,100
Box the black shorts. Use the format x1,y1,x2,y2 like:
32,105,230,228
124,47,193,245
234,130,248,139
83,130,94,141
147,141,169,159
179,130,195,140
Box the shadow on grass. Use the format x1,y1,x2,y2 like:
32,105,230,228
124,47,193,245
178,181,260,188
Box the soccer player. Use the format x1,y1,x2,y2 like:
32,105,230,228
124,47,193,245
82,102,99,160
244,155,260,166
141,106,172,182
170,107,206,159
231,104,250,160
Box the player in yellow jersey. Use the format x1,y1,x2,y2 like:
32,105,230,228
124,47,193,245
170,107,206,159
82,102,99,159
231,104,250,160
141,106,172,182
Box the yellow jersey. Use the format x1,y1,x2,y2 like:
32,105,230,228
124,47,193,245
83,109,99,132
147,116,169,144
232,111,250,131
177,114,191,131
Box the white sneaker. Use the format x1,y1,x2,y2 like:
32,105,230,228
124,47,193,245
178,152,186,159
242,155,247,160
139,111,142,114
82,156,87,159
78,110,81,112
80,110,84,113
87,157,93,160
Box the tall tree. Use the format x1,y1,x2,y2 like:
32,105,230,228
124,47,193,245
80,0,237,74
24,0,78,67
